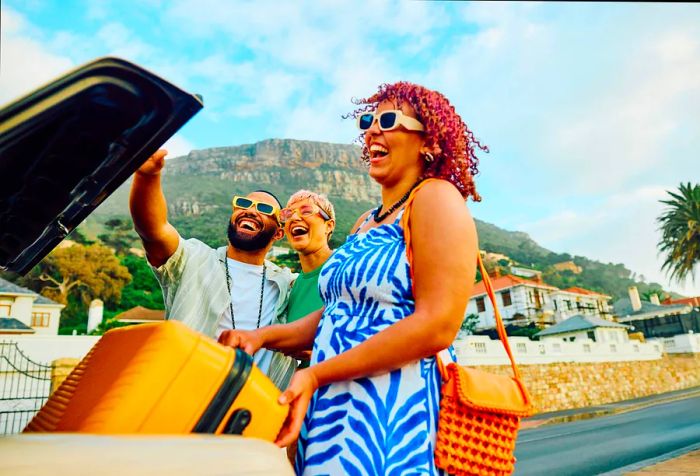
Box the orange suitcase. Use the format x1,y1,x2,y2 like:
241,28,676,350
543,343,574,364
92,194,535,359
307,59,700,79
24,321,288,441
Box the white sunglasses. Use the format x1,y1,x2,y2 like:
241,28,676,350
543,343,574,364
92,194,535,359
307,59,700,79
357,110,425,132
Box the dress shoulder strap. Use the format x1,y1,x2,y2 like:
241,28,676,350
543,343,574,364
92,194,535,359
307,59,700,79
352,209,377,234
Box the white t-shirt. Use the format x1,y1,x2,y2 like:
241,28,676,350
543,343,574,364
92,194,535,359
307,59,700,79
215,259,280,376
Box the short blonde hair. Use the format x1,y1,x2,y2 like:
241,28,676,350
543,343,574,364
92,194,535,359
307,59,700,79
286,190,336,222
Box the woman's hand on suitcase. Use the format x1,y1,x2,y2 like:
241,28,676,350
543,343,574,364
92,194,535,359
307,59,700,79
275,368,319,447
218,329,263,355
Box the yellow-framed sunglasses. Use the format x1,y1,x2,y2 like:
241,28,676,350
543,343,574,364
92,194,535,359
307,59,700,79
231,196,280,224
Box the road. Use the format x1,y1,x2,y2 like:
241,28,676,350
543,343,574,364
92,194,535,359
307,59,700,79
514,396,700,475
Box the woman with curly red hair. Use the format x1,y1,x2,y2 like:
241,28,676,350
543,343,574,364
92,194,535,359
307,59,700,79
219,82,483,474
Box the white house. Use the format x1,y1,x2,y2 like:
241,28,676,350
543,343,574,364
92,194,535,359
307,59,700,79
465,273,612,330
0,278,63,335
534,314,631,344
550,287,613,322
268,246,293,258
614,286,695,338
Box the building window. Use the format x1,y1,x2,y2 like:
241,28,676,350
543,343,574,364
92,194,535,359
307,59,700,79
538,345,546,355
516,343,527,353
565,300,572,310
553,300,558,311
471,342,487,354
502,291,512,307
534,291,543,309
587,331,595,341
552,343,561,353
633,344,640,353
583,344,591,353
476,297,486,313
0,303,11,316
610,344,617,353
31,312,51,327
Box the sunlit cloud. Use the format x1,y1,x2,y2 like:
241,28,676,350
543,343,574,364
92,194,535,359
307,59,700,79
3,0,699,296
0,8,73,104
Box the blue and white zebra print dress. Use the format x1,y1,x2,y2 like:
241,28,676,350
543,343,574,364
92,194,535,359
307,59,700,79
296,211,447,476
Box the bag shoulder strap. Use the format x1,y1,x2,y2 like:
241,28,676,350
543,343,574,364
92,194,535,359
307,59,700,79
400,178,524,382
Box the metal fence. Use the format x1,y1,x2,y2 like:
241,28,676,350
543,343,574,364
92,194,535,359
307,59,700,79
0,341,52,434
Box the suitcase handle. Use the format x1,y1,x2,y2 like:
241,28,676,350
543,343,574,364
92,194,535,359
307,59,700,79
224,409,252,434
193,349,253,433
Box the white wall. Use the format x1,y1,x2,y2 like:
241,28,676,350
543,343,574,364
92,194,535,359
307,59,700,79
29,304,62,335
453,335,662,366
649,333,700,353
596,328,628,343
0,335,100,364
466,286,535,328
546,327,630,344
9,296,34,327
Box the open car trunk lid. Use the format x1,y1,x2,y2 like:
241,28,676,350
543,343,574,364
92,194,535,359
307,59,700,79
0,57,203,274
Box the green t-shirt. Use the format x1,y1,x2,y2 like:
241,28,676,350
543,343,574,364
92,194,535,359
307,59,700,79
287,266,325,368
287,266,324,323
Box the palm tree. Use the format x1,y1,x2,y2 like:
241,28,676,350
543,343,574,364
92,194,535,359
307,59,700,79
657,183,700,283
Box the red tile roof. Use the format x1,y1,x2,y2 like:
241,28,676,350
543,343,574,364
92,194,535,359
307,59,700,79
471,274,558,297
562,286,611,298
115,306,165,322
663,296,700,307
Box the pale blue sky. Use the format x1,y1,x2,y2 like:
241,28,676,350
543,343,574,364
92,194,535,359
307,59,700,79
2,1,699,295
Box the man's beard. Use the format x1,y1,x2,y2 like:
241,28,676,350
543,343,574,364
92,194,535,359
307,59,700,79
227,220,276,252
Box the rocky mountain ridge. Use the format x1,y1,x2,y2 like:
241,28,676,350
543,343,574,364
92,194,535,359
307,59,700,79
163,138,380,203
90,138,665,300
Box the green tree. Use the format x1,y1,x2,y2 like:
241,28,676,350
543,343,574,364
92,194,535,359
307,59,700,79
117,254,164,310
56,294,88,335
22,243,132,306
657,183,700,283
68,226,95,245
271,251,301,273
98,217,138,254
90,316,132,335
460,313,480,336
641,288,665,303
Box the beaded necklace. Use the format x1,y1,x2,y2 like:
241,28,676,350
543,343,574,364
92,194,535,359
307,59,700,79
373,179,422,223
224,260,266,329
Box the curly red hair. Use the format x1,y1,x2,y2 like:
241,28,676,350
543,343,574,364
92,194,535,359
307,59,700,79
350,82,487,201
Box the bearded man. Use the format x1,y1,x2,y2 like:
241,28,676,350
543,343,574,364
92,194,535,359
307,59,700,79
129,149,296,389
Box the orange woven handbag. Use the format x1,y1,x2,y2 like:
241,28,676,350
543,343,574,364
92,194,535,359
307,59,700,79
401,179,533,476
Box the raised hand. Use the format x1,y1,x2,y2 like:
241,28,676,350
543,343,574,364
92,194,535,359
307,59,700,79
137,149,168,176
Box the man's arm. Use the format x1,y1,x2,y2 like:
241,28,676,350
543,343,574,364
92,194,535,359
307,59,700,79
218,307,323,355
129,149,180,267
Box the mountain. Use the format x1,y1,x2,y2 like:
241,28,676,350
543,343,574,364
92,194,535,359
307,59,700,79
93,139,379,247
89,138,666,300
